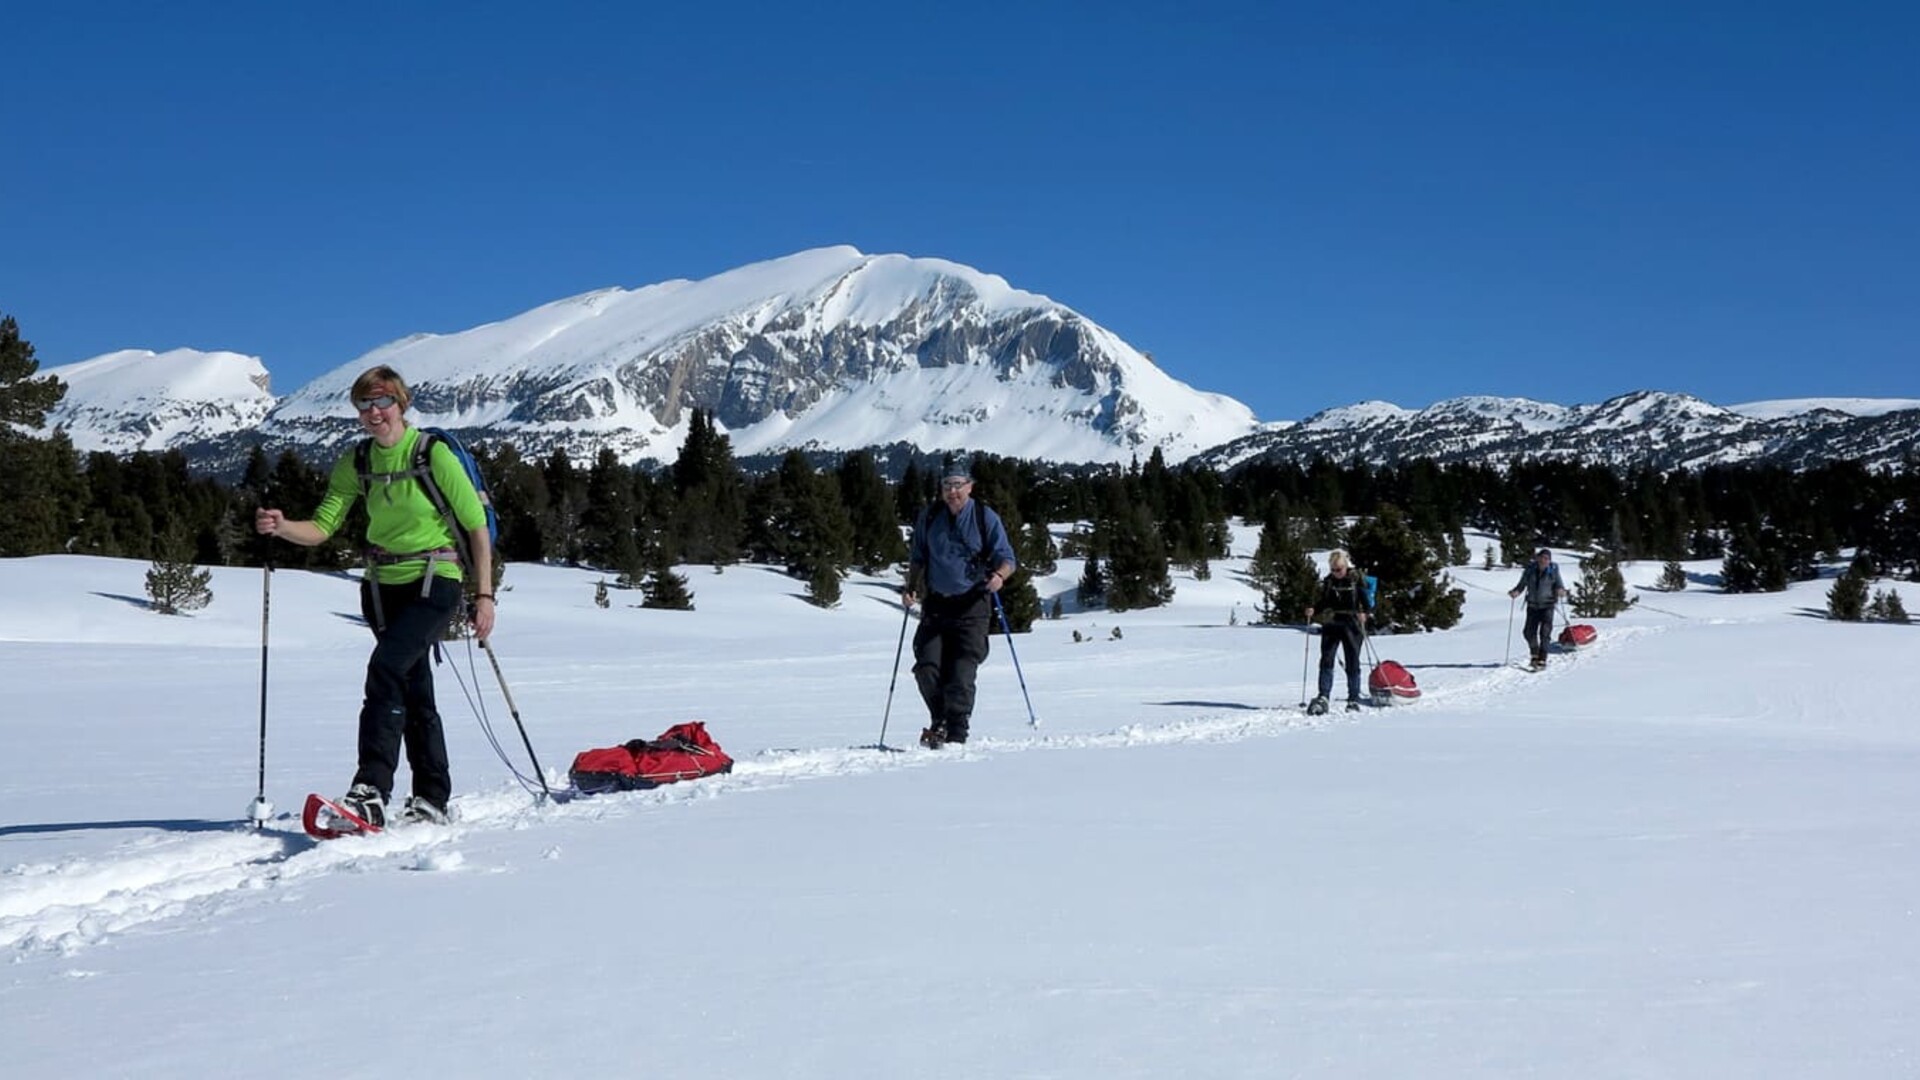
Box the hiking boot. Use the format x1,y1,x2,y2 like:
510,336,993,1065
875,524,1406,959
1346,700,1362,712
399,795,449,826
919,725,948,749
1306,696,1329,716
338,783,386,829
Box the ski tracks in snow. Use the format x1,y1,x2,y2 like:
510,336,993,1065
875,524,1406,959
2,629,1652,962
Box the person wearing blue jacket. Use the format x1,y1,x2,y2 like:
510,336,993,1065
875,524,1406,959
901,457,1017,748
1509,547,1569,669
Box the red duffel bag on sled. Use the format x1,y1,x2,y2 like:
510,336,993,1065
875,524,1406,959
1558,623,1598,650
1368,660,1421,705
569,721,734,795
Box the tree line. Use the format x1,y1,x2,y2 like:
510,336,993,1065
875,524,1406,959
5,313,1917,630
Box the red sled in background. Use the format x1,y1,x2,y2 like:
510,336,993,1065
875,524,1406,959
568,721,734,795
1368,660,1421,705
1557,623,1598,651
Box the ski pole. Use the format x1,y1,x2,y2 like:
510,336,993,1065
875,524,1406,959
1298,624,1312,707
871,600,913,751
248,551,275,827
1503,595,1516,668
991,591,1039,728
479,637,553,802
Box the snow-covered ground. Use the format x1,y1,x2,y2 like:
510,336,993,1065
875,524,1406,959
3,532,1917,1078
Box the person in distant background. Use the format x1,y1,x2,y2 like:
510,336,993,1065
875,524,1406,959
256,365,493,828
1509,547,1568,670
901,456,1017,748
1305,548,1372,712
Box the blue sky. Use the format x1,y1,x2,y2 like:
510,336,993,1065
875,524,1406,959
4,1,1915,421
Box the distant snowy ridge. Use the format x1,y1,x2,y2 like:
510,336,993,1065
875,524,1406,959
1727,397,1920,421
1199,389,1920,472
43,349,275,453
254,246,1259,467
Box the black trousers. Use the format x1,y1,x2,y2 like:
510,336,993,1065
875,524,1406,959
1317,619,1363,700
913,590,992,740
354,575,461,806
1523,604,1555,658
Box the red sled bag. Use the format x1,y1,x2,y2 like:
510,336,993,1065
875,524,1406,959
1558,623,1598,650
569,721,734,795
1368,660,1421,705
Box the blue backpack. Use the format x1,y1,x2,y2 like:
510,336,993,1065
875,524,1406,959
1362,573,1378,608
355,427,498,569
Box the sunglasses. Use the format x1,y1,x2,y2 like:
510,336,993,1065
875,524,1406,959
354,394,398,412
941,479,971,490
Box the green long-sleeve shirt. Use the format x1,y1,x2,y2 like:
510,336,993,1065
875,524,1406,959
311,427,487,585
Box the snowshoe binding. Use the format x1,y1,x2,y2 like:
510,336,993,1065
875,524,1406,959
1345,700,1362,713
919,725,949,749
1305,696,1329,716
399,795,449,826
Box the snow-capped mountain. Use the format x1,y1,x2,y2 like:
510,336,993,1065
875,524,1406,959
42,349,275,453
253,246,1258,467
1197,390,1920,472
36,251,1918,476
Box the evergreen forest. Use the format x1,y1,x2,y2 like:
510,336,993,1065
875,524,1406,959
5,314,1918,632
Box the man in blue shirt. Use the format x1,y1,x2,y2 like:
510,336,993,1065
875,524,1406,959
902,457,1018,748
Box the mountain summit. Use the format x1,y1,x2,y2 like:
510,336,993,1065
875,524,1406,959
43,348,274,453
258,246,1260,465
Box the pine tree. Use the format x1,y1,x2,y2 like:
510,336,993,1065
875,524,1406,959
581,449,640,572
1102,503,1175,611
0,430,82,557
1496,522,1536,568
1020,519,1059,577
1570,549,1637,617
1245,505,1317,625
669,409,745,565
1077,553,1107,608
1867,587,1910,624
0,315,66,431
995,575,1040,632
1346,504,1466,632
805,562,842,609
145,525,212,615
1658,560,1688,591
1720,545,1760,594
1722,528,1788,593
640,541,695,611
1827,558,1870,621
759,450,852,601
836,451,908,572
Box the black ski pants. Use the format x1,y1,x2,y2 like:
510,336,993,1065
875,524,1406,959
913,590,992,741
1523,604,1555,659
355,575,461,807
1316,618,1363,701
